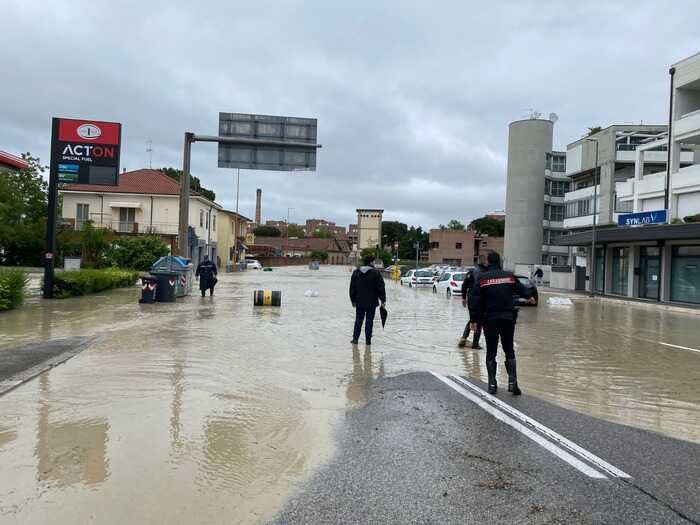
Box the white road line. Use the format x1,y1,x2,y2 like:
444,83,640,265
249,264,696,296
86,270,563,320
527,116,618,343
447,375,631,479
659,342,700,354
430,372,607,479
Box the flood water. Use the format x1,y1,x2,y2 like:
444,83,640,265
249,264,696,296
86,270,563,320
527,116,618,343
0,266,699,524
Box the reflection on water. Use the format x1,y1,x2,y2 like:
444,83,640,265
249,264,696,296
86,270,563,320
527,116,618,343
0,266,698,524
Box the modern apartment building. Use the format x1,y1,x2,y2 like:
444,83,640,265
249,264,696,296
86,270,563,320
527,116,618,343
503,117,570,270
559,52,700,305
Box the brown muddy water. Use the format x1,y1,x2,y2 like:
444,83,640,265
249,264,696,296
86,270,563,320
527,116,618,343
0,266,698,524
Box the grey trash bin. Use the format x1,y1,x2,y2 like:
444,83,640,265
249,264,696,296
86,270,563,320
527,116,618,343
151,256,194,297
153,272,177,302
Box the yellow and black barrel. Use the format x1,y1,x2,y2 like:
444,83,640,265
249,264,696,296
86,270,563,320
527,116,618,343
253,289,282,306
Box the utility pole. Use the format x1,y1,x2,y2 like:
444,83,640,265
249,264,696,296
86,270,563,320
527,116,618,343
585,137,599,296
146,140,153,169
286,207,294,256
234,168,240,264
664,67,676,216
178,133,194,258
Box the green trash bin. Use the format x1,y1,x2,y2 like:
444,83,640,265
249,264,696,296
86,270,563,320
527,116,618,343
153,272,177,302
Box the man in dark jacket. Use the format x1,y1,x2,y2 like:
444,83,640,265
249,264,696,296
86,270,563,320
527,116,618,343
349,255,386,345
469,252,534,395
458,262,487,349
195,254,218,297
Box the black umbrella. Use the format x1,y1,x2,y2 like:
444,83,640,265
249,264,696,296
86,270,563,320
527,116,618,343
379,305,388,329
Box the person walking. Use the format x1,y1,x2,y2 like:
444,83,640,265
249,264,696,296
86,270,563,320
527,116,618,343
458,262,487,349
349,255,386,345
195,254,218,297
468,252,534,395
533,267,544,286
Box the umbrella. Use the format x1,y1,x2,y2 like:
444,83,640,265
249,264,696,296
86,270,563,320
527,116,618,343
379,305,388,329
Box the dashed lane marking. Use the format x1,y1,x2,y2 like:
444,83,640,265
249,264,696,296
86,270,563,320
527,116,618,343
659,342,700,354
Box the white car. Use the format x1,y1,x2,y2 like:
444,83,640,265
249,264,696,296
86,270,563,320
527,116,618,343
401,268,433,287
433,271,467,296
246,259,262,270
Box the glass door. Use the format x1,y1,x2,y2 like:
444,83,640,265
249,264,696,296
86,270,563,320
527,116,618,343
611,247,629,296
119,208,135,232
639,247,660,300
594,247,605,293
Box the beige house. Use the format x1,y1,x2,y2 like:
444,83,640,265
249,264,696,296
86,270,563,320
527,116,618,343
60,169,222,264
217,209,252,268
356,209,383,251
429,228,504,266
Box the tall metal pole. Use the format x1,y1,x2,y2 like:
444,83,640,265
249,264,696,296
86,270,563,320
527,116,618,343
233,168,240,264
588,138,599,297
664,67,676,215
178,133,193,258
43,118,60,298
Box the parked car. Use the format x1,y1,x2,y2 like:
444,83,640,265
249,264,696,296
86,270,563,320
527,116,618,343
400,268,434,287
514,275,539,305
246,259,262,270
433,271,468,296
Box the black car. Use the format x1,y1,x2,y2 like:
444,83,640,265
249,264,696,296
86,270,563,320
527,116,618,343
514,275,538,306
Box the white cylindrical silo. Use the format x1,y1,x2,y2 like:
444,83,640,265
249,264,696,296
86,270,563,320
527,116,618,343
503,119,553,270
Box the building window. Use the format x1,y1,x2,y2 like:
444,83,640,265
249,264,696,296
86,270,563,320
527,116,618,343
552,155,566,172
545,179,569,197
550,205,564,222
212,215,216,231
430,241,440,249
544,204,550,220
455,242,462,249
671,246,700,304
76,203,89,228
611,247,629,296
200,209,204,227
566,199,593,218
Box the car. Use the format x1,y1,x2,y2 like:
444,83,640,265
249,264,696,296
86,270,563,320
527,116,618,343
400,268,434,287
514,275,539,305
246,259,262,270
433,271,468,296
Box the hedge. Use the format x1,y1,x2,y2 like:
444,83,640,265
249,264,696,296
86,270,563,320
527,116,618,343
0,268,29,311
51,269,139,298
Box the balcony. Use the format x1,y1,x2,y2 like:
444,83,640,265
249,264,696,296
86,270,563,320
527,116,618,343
675,108,700,143
73,214,179,235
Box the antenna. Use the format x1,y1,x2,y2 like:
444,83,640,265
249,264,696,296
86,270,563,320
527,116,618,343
549,112,559,123
524,108,542,120
146,140,153,169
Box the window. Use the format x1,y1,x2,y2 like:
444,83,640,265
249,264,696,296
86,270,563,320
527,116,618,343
206,212,209,229
545,179,551,195
671,246,700,304
543,229,565,245
544,179,569,197
76,203,89,228
550,205,564,222
544,204,550,220
213,215,216,231
199,209,204,227
552,155,566,172
611,247,630,296
455,242,462,249
430,241,440,249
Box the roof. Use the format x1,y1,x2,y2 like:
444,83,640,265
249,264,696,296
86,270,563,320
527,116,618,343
61,169,202,197
557,223,700,246
220,209,253,222
0,151,30,170
253,236,350,252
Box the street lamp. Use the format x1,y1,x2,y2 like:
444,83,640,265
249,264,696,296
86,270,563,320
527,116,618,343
286,207,294,256
584,137,599,297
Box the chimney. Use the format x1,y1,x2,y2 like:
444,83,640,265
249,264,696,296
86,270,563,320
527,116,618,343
255,188,262,224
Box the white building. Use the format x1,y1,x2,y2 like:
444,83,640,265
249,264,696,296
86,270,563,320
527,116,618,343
60,169,222,264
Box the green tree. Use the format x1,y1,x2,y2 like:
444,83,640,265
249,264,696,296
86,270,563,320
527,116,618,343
106,235,169,271
312,228,333,238
468,217,505,237
381,221,408,246
253,225,282,237
397,226,428,260
79,222,112,268
160,167,216,202
587,126,602,136
360,247,392,267
309,250,328,262
286,224,306,238
447,219,465,230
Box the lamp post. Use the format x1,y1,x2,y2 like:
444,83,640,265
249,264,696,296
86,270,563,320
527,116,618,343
584,137,599,297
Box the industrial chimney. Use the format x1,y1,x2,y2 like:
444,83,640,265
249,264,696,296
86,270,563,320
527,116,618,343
255,188,262,225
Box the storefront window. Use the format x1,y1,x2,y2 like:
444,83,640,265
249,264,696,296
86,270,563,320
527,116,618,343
639,247,660,300
594,247,605,293
611,247,629,296
671,246,700,304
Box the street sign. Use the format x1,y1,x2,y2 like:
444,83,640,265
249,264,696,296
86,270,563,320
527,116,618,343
217,113,317,171
51,118,122,186
618,209,668,226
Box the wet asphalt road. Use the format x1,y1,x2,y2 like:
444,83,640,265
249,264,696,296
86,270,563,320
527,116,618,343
0,266,699,524
273,371,700,525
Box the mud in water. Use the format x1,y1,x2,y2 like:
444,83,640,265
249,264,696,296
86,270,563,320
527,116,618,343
0,266,698,523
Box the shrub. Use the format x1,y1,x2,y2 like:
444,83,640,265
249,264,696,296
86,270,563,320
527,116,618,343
106,235,169,271
51,269,139,298
0,268,29,311
309,250,328,262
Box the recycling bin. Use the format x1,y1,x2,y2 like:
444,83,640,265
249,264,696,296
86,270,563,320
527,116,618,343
151,256,194,297
153,272,177,302
139,275,158,304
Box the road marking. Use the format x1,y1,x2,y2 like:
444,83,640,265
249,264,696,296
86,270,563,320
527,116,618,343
447,375,630,479
659,342,700,354
430,372,629,479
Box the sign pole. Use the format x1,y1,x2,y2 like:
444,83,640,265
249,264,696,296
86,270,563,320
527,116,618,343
178,132,193,258
43,118,60,298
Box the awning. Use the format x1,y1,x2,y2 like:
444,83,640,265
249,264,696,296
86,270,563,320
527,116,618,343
557,223,700,246
109,202,142,208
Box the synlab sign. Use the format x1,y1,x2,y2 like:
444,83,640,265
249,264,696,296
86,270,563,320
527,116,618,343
50,117,122,185
617,209,668,227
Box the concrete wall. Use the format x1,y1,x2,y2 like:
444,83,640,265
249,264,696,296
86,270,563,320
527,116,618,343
504,119,552,270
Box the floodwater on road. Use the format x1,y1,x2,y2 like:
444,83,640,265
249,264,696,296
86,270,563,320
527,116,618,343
0,265,698,524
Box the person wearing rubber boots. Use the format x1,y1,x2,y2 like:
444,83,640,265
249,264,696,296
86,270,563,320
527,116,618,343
458,261,487,349
468,251,534,395
195,254,218,297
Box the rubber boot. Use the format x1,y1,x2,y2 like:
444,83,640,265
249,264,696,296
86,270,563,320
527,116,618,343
505,359,521,396
486,359,497,394
458,338,467,348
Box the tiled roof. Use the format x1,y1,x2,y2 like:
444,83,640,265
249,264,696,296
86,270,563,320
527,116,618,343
0,150,30,170
61,169,200,196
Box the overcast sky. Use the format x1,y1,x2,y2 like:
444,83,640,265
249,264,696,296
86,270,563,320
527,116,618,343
2,1,699,229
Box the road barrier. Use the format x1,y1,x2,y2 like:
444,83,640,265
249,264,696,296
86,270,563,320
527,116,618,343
254,290,281,306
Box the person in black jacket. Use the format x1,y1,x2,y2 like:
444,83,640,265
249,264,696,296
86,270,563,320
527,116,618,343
469,252,534,395
458,263,487,349
349,255,386,345
195,255,218,297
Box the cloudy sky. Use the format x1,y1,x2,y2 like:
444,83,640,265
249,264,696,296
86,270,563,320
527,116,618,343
2,1,698,229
